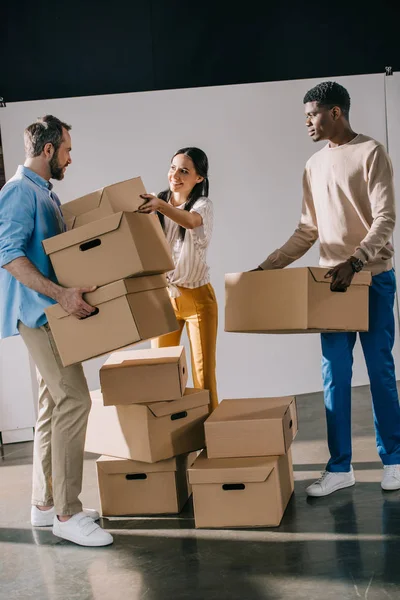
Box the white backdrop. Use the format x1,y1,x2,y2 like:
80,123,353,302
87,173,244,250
1,72,399,404
387,74,400,288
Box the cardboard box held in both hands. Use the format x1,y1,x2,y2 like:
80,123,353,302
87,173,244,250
188,449,294,528
45,275,178,367
97,452,197,516
225,267,372,334
61,177,147,230
42,211,174,288
100,346,188,406
205,396,298,459
85,388,210,463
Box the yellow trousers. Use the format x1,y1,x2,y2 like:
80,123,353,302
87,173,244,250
152,283,219,411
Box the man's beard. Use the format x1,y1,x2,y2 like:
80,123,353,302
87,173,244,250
49,151,66,180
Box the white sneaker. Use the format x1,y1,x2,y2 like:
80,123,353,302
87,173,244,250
31,505,100,527
306,467,355,497
381,465,400,491
52,512,113,547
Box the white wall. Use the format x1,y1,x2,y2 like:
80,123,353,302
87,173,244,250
1,72,399,402
387,74,400,278
0,336,37,443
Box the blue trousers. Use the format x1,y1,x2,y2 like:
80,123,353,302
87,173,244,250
321,269,400,472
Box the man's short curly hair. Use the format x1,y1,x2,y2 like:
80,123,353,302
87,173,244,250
24,115,71,158
303,81,351,118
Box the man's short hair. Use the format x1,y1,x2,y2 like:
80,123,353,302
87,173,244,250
303,81,351,118
24,115,71,158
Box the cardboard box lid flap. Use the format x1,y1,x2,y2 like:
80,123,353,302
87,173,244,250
46,279,131,319
42,212,124,255
225,272,253,284
97,455,178,474
102,346,184,369
147,388,210,417
61,189,103,220
123,274,168,294
308,267,372,286
102,177,146,212
206,397,295,424
102,356,181,369
188,453,276,484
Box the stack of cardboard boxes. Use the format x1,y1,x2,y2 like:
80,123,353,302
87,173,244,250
85,346,210,516
41,177,211,517
188,396,298,528
43,177,179,366
42,179,372,528
209,266,372,529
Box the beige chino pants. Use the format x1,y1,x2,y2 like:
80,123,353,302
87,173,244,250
18,321,91,515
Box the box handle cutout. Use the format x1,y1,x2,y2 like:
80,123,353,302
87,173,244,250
125,473,147,481
222,483,246,491
182,367,186,375
289,419,293,429
171,410,188,421
80,238,102,252
80,307,100,320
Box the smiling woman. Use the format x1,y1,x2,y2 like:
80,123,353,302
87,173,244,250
138,147,218,412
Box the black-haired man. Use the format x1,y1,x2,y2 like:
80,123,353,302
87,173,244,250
257,81,400,496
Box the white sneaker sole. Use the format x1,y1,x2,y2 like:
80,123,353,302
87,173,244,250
307,478,355,497
381,482,400,491
32,509,100,528
31,520,53,527
52,527,113,547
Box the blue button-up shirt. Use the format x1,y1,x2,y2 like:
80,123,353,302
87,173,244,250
0,166,66,338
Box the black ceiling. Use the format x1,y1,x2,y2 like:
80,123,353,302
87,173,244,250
2,0,399,103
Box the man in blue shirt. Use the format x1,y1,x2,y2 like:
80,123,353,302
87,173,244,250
0,115,113,547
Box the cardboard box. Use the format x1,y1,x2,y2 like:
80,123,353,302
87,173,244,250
96,452,197,516
100,346,188,406
188,449,294,528
85,388,210,463
43,212,174,288
205,396,298,459
61,177,147,230
225,267,371,333
46,275,178,367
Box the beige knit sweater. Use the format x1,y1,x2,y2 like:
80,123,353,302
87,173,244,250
261,134,395,275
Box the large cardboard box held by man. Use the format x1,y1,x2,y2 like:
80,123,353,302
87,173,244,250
188,449,294,528
61,177,147,230
46,275,178,367
97,452,197,516
205,396,298,459
225,267,371,333
85,389,210,463
100,346,188,406
42,212,174,288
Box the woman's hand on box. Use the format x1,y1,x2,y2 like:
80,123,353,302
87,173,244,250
137,194,161,214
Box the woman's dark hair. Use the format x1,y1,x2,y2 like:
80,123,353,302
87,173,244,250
158,147,209,240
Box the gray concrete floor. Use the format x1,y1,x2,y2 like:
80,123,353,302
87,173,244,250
1,385,400,600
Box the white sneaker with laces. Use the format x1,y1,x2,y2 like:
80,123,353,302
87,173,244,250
31,505,100,527
381,465,400,491
52,512,113,547
306,467,355,497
